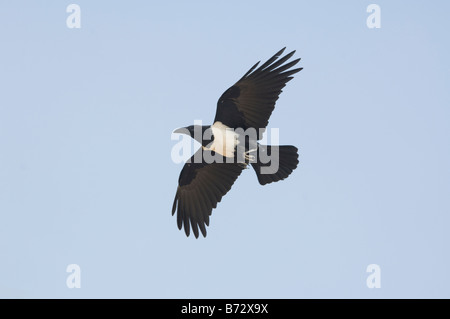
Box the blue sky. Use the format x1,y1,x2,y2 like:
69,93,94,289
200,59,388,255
0,1,449,298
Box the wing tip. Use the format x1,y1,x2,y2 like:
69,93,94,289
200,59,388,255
240,61,261,80
277,47,287,56
171,194,178,216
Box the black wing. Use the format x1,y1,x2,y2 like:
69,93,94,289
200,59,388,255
214,48,302,137
172,150,244,238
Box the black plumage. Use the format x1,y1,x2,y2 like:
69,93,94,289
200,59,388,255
172,48,302,238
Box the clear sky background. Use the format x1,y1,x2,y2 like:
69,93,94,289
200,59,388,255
0,1,449,298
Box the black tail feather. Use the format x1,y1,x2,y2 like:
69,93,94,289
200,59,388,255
251,145,299,185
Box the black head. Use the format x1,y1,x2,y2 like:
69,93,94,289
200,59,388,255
173,125,211,145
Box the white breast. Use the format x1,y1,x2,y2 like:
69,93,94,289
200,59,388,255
208,121,239,157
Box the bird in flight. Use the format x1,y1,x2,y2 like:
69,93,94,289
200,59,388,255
172,48,302,238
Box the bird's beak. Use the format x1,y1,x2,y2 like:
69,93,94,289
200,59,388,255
173,127,188,135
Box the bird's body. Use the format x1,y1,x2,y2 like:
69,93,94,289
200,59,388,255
206,121,240,158
172,48,302,238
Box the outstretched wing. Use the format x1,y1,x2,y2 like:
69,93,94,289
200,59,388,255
214,47,302,138
172,150,244,238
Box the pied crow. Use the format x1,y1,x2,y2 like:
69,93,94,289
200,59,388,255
172,48,302,238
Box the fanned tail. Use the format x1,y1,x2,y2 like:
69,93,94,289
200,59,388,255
251,145,299,185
